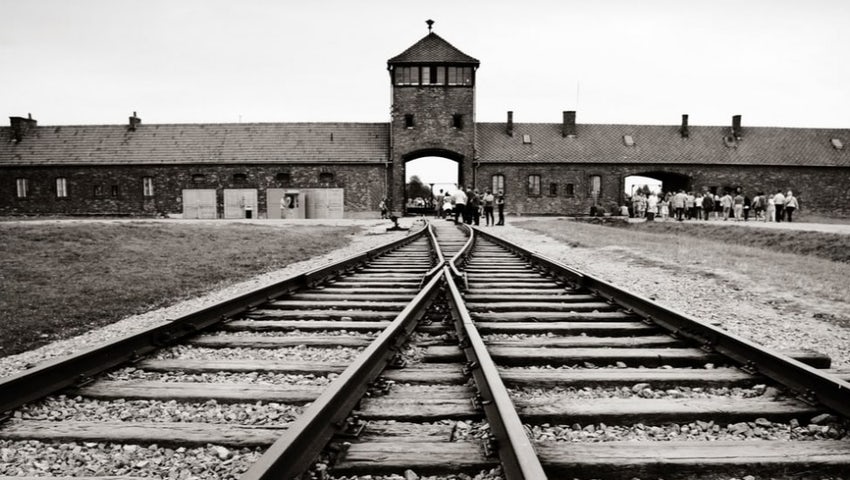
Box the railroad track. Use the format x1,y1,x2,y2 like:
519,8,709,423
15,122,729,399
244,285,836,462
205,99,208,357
1,219,849,479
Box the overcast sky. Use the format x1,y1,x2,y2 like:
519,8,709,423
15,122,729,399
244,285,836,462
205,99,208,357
2,0,849,130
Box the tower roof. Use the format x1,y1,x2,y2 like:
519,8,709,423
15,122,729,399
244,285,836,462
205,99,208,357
388,32,479,65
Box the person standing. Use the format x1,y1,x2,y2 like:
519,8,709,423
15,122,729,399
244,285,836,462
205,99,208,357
784,191,799,222
694,193,703,221
378,198,388,219
672,190,687,221
720,192,733,220
646,193,658,221
701,193,714,221
773,190,786,222
482,189,495,226
496,191,506,225
733,191,744,221
452,186,467,224
765,197,776,223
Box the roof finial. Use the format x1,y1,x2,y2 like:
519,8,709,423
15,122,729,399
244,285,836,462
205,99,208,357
426,19,434,32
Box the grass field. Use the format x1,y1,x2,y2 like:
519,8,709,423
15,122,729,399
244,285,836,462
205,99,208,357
514,218,850,307
0,222,361,357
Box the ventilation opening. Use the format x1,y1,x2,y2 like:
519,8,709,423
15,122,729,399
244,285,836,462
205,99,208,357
522,134,532,144
623,135,635,147
831,138,844,150
319,172,334,183
723,135,738,148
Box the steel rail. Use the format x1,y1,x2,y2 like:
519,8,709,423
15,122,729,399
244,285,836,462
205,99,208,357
448,223,474,289
0,224,428,415
473,226,850,419
240,267,445,480
419,222,446,288
443,266,548,479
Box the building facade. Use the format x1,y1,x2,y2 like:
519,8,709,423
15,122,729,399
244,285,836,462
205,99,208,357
2,31,849,218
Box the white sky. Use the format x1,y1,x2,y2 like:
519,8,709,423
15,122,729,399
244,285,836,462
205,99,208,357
2,0,849,129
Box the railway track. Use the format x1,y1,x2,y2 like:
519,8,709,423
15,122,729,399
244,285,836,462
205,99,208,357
1,219,850,479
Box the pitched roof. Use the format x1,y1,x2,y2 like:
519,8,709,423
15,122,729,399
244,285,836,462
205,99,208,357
388,32,479,65
476,123,850,167
0,123,389,166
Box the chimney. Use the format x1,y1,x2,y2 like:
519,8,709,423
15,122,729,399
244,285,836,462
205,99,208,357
731,114,742,139
128,111,141,131
680,114,689,138
506,111,514,137
9,113,37,142
562,111,576,137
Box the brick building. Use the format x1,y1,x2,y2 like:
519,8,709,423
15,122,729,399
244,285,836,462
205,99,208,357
2,31,849,218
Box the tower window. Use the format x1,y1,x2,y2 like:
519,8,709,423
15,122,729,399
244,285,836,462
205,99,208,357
452,114,464,130
527,175,541,196
447,66,473,86
394,66,420,86
404,114,415,129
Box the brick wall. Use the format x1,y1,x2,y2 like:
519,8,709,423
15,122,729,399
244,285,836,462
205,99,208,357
0,164,387,217
390,86,476,211
476,163,850,217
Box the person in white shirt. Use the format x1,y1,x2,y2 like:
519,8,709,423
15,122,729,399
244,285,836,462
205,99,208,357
773,190,786,222
452,187,467,224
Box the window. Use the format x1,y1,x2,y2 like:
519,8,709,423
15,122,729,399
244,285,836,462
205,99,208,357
93,185,104,198
422,66,444,85
452,114,464,130
143,177,154,197
527,175,541,196
56,178,67,198
491,174,505,195
192,174,206,184
233,173,247,183
394,66,420,86
623,135,635,147
276,173,291,184
831,138,844,150
15,178,28,198
589,175,601,198
319,172,334,183
111,185,120,197
565,183,575,197
447,66,473,86
522,134,532,145
549,183,558,196
404,114,415,129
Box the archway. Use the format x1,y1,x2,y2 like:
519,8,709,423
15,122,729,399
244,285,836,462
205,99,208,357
624,171,691,198
402,150,462,215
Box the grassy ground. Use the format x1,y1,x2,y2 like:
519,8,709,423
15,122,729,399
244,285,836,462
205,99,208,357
604,221,850,263
0,222,361,357
514,218,850,308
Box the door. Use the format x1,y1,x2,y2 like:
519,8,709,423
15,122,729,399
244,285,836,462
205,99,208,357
223,189,258,219
304,188,344,219
182,189,217,219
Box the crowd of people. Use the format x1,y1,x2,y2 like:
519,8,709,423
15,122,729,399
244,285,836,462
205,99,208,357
432,186,506,226
625,188,801,222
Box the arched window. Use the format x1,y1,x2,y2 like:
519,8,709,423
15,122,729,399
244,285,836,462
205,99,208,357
276,173,291,184
491,174,505,194
233,173,247,184
192,174,206,184
319,172,334,183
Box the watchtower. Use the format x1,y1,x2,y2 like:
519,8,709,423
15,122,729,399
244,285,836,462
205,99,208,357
387,21,480,211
